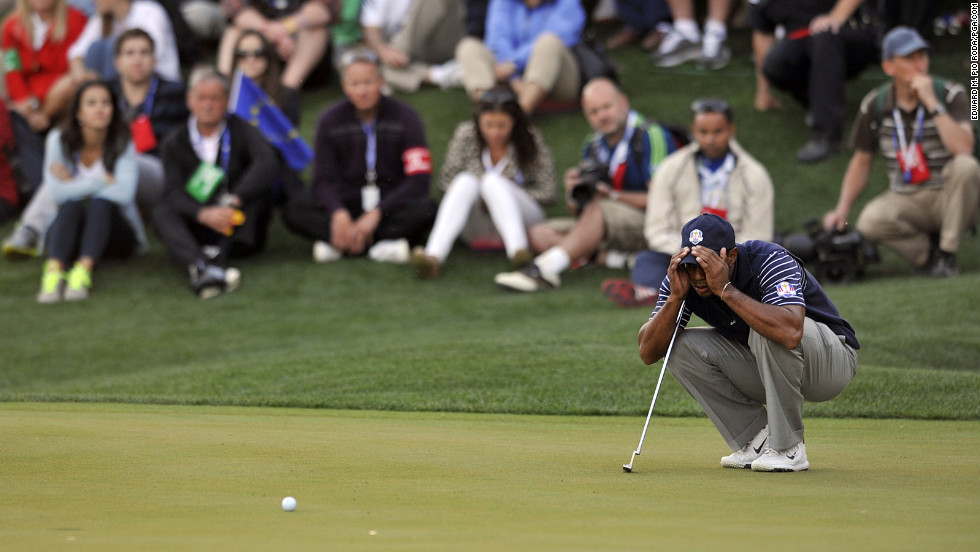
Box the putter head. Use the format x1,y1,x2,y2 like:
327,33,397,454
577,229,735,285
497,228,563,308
622,464,632,473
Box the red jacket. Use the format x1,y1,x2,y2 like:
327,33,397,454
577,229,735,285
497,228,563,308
2,8,87,103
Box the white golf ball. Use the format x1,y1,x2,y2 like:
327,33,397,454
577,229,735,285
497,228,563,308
282,496,297,512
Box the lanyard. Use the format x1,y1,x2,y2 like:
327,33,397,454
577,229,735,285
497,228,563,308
596,111,638,191
362,120,377,184
697,152,736,211
141,76,158,117
119,77,159,118
218,126,231,173
892,106,924,181
189,117,230,172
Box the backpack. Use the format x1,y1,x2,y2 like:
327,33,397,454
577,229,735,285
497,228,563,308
871,77,980,160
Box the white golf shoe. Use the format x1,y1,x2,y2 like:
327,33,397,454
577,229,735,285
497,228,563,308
751,441,809,472
720,426,769,469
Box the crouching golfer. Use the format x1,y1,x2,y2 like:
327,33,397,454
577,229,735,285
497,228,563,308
637,214,859,471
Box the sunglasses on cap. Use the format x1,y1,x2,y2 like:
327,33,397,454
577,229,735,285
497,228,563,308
691,98,733,120
235,48,267,60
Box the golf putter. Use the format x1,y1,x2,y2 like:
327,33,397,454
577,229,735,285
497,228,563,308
623,300,685,473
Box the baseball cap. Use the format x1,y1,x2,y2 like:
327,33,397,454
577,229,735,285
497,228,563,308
679,214,736,266
881,26,930,61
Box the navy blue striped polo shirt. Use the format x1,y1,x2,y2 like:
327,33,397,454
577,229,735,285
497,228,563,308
653,240,860,349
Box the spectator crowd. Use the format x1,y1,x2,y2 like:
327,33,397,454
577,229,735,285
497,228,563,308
0,0,975,304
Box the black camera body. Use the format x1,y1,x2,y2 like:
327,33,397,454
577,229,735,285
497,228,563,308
571,157,609,213
779,218,879,283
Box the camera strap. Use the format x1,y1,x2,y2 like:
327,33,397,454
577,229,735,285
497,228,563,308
597,111,640,190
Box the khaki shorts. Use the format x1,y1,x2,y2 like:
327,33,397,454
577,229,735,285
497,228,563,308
541,199,647,252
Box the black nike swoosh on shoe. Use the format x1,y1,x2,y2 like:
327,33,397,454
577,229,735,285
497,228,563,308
786,454,796,460
753,438,767,455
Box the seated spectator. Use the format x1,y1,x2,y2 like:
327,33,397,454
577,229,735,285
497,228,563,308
602,98,773,308
750,0,878,164
456,0,583,115
652,0,732,70
823,27,979,278
494,77,677,292
605,0,671,52
2,0,88,131
1,28,186,260
411,85,556,279
230,28,300,123
230,28,305,202
36,80,146,303
67,0,182,82
281,49,437,264
360,0,466,93
152,67,277,298
216,0,334,90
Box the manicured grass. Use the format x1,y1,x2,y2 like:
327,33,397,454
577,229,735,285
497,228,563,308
1,403,977,552
0,28,976,419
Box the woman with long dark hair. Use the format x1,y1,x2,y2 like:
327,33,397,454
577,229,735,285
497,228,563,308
231,28,301,124
37,80,145,303
411,85,556,279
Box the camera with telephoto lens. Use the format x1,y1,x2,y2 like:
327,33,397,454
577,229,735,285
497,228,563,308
778,218,879,283
570,157,610,213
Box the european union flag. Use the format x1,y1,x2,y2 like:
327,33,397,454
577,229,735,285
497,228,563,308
229,71,313,171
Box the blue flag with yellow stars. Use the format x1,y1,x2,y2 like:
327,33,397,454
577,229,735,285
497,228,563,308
229,71,313,171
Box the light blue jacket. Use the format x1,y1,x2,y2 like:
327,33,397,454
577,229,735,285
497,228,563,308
44,129,147,252
485,0,585,73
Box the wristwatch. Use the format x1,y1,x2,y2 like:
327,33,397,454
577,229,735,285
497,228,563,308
27,97,40,111
932,103,947,117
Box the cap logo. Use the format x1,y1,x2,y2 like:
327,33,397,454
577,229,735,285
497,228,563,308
689,229,703,245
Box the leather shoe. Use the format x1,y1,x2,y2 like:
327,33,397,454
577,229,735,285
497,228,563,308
796,136,840,164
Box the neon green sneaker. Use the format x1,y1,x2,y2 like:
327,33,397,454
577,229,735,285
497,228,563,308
3,226,41,260
64,263,92,301
37,267,65,304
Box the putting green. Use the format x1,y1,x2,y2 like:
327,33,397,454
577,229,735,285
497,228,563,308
1,403,977,551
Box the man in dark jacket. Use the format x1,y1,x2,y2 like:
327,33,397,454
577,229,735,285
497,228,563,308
153,67,277,298
281,48,436,264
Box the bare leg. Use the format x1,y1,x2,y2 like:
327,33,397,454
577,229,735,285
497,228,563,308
281,28,330,89
556,200,605,260
528,223,565,253
517,80,546,114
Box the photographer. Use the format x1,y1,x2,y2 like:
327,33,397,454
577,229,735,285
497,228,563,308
602,98,773,308
495,77,677,292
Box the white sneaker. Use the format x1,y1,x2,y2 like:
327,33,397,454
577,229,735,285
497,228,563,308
368,239,410,264
225,267,241,293
429,59,463,90
751,442,809,472
603,249,636,269
699,32,731,70
720,426,769,469
651,30,701,67
494,263,560,292
313,240,342,263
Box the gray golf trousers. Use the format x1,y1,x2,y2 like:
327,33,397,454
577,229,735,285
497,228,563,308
667,318,857,451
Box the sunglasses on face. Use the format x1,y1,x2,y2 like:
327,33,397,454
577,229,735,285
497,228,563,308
235,48,267,60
